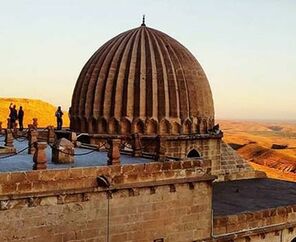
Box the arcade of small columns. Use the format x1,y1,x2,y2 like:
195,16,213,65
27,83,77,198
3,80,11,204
70,116,215,135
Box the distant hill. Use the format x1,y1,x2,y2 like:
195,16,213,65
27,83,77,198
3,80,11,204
219,119,296,179
0,98,69,128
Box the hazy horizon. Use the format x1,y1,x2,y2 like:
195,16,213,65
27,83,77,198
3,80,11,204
1,0,295,120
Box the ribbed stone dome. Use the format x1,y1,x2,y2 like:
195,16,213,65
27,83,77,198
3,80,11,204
70,24,214,135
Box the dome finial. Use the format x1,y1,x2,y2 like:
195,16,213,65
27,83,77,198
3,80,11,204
141,14,146,27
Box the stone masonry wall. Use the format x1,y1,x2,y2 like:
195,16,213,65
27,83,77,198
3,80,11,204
153,136,222,175
89,133,262,182
204,227,296,242
0,161,214,242
214,141,266,182
214,205,296,235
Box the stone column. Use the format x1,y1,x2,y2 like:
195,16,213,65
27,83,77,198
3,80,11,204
33,142,47,170
107,138,121,165
12,122,18,137
132,133,142,157
28,129,38,154
7,118,10,129
32,118,38,129
47,126,55,144
156,136,166,162
5,129,14,147
70,132,77,147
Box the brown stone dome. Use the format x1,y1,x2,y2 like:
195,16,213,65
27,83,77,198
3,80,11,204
70,24,214,135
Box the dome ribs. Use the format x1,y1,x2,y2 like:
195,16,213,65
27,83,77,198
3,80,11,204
132,30,142,118
126,28,141,118
84,36,121,119
103,30,135,119
139,28,146,118
78,44,109,118
181,48,205,118
71,25,215,135
163,35,194,119
153,30,180,119
76,33,124,119
72,55,94,117
121,32,137,118
72,40,110,116
92,33,127,119
73,41,108,117
157,31,190,121
143,29,153,118
145,28,158,120
149,29,169,120
114,30,138,119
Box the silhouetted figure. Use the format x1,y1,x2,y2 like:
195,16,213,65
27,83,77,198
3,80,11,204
9,103,17,129
18,106,24,131
55,106,63,130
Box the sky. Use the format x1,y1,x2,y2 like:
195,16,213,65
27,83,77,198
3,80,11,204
0,0,295,120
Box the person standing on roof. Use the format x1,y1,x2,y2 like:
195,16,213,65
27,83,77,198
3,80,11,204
9,103,17,129
18,106,24,131
55,106,63,130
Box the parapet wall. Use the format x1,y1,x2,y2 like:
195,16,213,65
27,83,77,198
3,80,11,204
0,160,209,196
214,205,296,235
0,161,214,242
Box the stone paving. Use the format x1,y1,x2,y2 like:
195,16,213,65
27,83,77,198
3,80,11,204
0,137,150,172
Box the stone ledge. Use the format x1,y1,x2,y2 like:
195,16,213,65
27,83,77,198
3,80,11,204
205,222,296,242
213,204,296,235
0,160,209,196
0,175,215,210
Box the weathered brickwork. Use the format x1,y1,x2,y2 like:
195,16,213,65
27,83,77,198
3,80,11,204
89,133,261,181
205,227,296,242
210,205,296,242
214,205,296,235
0,162,213,242
213,141,266,181
0,161,207,196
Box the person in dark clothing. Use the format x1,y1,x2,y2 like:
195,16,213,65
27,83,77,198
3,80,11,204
18,106,24,131
9,103,17,129
55,106,63,130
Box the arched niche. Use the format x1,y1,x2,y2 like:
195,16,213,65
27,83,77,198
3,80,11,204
171,122,181,135
108,118,119,134
159,119,171,135
199,118,205,134
203,119,208,133
145,119,157,135
133,119,145,134
120,118,131,135
183,119,192,134
209,118,215,130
